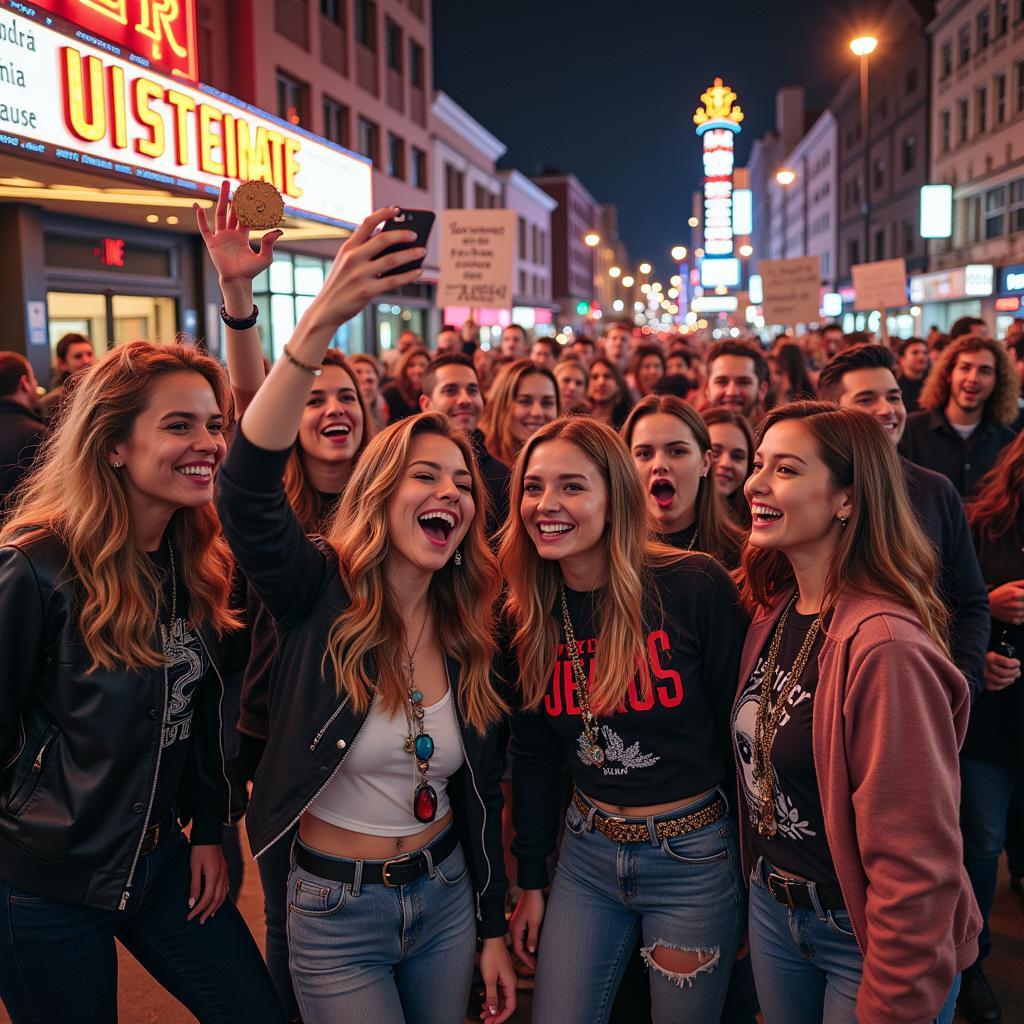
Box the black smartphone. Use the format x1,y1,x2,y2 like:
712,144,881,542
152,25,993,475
378,208,435,277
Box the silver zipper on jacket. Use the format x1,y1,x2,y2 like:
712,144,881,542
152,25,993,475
196,634,231,826
119,666,168,911
309,695,351,752
446,659,490,922
31,731,56,771
254,691,371,860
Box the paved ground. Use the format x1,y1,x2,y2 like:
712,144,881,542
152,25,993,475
3,826,1021,1023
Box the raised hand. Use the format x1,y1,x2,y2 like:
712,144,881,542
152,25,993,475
195,179,283,284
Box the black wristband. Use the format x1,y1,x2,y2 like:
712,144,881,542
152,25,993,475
220,304,259,330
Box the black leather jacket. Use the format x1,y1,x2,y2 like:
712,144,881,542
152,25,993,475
0,535,229,910
216,432,508,938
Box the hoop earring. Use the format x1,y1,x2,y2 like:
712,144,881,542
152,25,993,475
454,549,462,566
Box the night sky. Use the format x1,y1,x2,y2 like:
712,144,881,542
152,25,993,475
433,0,890,278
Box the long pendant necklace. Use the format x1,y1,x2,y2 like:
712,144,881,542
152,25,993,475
559,583,605,767
401,612,438,823
158,537,177,656
751,592,821,837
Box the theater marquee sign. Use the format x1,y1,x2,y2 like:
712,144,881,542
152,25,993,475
0,1,373,227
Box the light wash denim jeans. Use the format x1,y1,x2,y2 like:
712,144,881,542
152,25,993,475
532,788,745,1024
286,825,477,1024
748,857,961,1023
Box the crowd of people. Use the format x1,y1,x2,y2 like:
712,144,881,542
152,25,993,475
0,191,1022,1024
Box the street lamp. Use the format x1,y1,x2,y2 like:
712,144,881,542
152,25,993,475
739,244,753,257
638,262,652,275
775,169,797,258
622,275,634,287
850,34,878,265
775,168,796,187
670,245,688,261
609,265,621,278
687,216,699,228
584,232,600,247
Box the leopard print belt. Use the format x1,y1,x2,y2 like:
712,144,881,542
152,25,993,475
571,790,726,844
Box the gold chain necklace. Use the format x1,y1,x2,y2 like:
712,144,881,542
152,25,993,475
401,612,438,823
559,583,605,767
751,592,822,837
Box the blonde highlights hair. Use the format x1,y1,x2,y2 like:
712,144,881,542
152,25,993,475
1,341,238,672
737,401,949,652
499,416,682,714
480,358,560,465
322,412,504,732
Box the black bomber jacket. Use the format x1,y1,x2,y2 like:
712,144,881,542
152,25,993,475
0,534,229,910
215,431,508,939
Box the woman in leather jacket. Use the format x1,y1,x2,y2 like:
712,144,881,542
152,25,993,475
0,341,283,1023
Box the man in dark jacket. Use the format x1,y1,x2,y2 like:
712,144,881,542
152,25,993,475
0,352,45,507
419,354,509,538
819,345,990,701
900,334,1019,498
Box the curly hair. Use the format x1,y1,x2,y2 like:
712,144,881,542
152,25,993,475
918,335,1019,426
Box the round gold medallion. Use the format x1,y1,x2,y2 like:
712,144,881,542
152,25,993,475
232,179,285,230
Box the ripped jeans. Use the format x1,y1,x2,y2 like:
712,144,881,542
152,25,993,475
532,788,745,1024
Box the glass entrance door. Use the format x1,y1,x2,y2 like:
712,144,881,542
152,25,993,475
46,292,178,362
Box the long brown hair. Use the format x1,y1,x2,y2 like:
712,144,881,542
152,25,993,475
283,350,373,532
479,358,560,465
499,415,683,714
968,428,1024,541
322,412,504,732
737,401,948,651
702,405,754,527
621,395,743,566
390,345,431,406
918,334,1019,426
1,342,238,671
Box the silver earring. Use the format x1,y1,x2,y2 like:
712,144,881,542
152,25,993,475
839,513,849,528
454,549,462,566
111,460,123,469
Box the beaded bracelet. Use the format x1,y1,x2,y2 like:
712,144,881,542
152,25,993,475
282,344,323,376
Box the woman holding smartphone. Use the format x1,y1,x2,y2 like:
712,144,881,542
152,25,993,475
215,208,515,1024
503,415,747,1023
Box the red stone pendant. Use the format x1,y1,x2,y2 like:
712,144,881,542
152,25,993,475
414,784,438,823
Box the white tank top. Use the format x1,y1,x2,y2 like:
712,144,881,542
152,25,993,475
306,688,465,836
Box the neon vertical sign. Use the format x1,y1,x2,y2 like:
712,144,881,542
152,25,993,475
693,78,743,260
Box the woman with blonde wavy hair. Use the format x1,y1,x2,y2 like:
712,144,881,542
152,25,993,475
214,207,516,1024
479,357,560,466
0,341,283,1023
732,401,979,1023
502,415,747,1023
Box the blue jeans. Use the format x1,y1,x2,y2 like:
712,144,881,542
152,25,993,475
533,788,745,1024
960,755,1018,960
748,858,960,1023
258,825,301,1022
0,822,283,1024
286,826,477,1024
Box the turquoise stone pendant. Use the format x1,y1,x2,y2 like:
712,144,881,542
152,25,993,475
415,733,434,761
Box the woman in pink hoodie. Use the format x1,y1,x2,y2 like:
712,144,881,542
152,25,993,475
732,401,980,1023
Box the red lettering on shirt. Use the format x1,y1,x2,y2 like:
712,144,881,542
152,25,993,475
648,630,684,707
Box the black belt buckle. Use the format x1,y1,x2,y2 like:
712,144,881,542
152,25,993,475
381,853,414,888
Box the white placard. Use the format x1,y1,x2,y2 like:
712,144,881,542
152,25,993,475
852,258,908,311
438,210,517,310
758,255,821,325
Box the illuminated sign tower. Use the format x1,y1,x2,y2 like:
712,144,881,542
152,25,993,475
694,78,743,284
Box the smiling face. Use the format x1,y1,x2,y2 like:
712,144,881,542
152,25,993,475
421,364,484,432
111,370,227,521
521,438,608,575
511,373,558,446
386,433,475,576
588,362,620,406
708,421,751,497
554,363,588,408
706,354,766,417
297,363,365,468
835,367,906,445
630,413,709,534
948,349,997,418
745,419,851,558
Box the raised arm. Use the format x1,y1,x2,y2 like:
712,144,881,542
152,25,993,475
240,206,422,450
195,180,282,416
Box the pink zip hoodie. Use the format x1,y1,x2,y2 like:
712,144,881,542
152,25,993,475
734,586,981,1023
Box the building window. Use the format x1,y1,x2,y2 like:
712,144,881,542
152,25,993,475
903,219,915,255
940,109,951,152
409,41,424,89
355,0,376,50
902,135,916,172
322,97,349,147
518,217,526,259
985,186,1006,238
874,229,885,261
387,133,405,179
977,85,988,133
941,41,952,78
995,74,1008,123
1017,59,1024,113
905,67,918,93
958,23,971,65
356,117,379,166
996,0,1009,35
411,147,427,189
444,163,464,208
978,8,990,49
873,157,885,190
1010,178,1024,231
958,96,970,143
320,0,342,22
848,239,860,267
385,18,402,71
276,71,308,126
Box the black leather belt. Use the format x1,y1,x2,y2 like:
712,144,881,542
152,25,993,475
759,860,846,911
295,826,459,888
